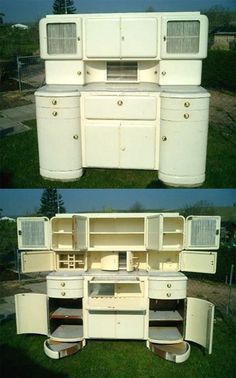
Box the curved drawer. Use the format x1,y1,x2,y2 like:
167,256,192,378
149,279,187,299
84,95,157,120
47,287,83,298
149,289,187,300
161,97,209,111
161,108,209,122
47,278,83,291
36,106,80,119
36,96,80,108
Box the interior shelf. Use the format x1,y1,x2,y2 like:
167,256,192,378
149,326,183,344
50,325,83,341
149,310,183,322
50,307,83,320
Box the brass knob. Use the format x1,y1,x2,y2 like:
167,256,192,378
73,135,79,140
163,36,167,42
184,113,190,119
184,101,190,108
167,283,171,288
162,136,167,141
166,293,171,297
77,71,82,75
117,100,123,106
61,282,65,287
52,111,58,116
78,37,80,41
52,99,57,105
61,292,66,296
162,71,166,76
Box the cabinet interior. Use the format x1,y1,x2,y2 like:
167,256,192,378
57,252,85,270
52,218,73,250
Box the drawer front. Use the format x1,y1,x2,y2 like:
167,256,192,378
149,288,187,300
47,278,83,290
149,279,187,299
161,108,209,122
36,106,80,119
84,96,157,120
47,287,83,298
36,96,80,108
161,97,209,111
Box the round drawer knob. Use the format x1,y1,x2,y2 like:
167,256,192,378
61,282,65,287
52,111,58,117
61,292,66,296
184,113,190,119
117,100,123,106
184,101,190,108
161,71,166,76
167,283,171,288
77,71,82,75
73,135,79,140
52,99,57,105
162,136,167,141
166,293,171,297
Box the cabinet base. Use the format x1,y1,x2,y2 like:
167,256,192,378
40,168,83,181
147,340,191,363
158,172,205,187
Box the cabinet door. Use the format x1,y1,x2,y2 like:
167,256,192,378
127,251,134,272
85,17,120,58
180,251,217,274
120,123,156,169
17,217,50,250
146,215,161,250
73,216,88,250
21,251,55,273
161,15,208,59
185,298,214,354
116,312,144,339
121,18,158,58
88,311,116,338
15,293,49,335
85,121,120,167
101,252,119,271
40,18,82,59
185,216,221,250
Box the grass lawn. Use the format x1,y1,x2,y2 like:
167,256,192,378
0,119,236,188
0,315,235,378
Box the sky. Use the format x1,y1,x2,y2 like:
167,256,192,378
1,0,236,23
0,189,235,217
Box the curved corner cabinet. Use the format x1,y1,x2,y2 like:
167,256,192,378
35,88,83,181
158,87,210,186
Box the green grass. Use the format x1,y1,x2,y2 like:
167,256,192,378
0,316,235,378
0,119,236,188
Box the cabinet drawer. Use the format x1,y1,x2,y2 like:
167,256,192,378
161,97,209,111
36,96,80,108
47,279,83,291
36,106,80,119
149,279,187,299
47,287,83,298
161,108,209,122
84,96,157,120
149,288,187,300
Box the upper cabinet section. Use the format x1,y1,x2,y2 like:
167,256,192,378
40,17,82,59
161,15,208,59
17,217,50,250
185,216,221,250
84,16,158,59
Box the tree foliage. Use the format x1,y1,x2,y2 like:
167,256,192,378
53,0,76,14
129,201,145,212
203,5,233,33
181,200,216,217
37,189,66,218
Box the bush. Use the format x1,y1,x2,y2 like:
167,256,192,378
202,50,236,91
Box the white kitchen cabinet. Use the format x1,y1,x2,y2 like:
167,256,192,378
17,217,50,250
85,16,158,59
180,251,217,274
158,60,202,85
185,216,221,250
21,251,55,273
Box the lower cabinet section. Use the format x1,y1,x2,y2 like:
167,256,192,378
148,341,191,363
87,310,145,339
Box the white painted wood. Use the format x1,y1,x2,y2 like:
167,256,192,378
21,251,55,273
150,341,191,363
15,293,49,335
45,61,85,85
149,310,183,321
149,326,183,344
146,215,161,250
50,325,84,341
158,60,202,85
185,297,214,354
185,216,221,250
44,339,82,359
73,215,88,250
17,217,50,250
88,311,116,338
180,251,217,274
101,252,119,271
116,312,144,338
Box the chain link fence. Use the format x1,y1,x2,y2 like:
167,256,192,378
16,55,45,91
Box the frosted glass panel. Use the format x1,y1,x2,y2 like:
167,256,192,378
189,219,217,247
21,220,45,248
47,23,77,54
167,21,200,54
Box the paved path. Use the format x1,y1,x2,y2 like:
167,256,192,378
0,103,36,137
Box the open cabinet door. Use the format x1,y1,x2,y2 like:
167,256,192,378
180,251,217,274
146,215,161,250
17,217,50,250
15,293,49,335
101,252,119,271
21,251,55,273
73,215,88,250
185,297,214,354
185,216,221,250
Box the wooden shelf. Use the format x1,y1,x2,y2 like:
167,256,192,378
149,326,183,344
50,325,83,341
50,307,82,320
149,310,183,322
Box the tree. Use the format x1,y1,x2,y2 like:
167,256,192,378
203,5,232,33
0,13,5,24
53,0,76,14
129,201,145,212
37,189,66,218
181,200,216,217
